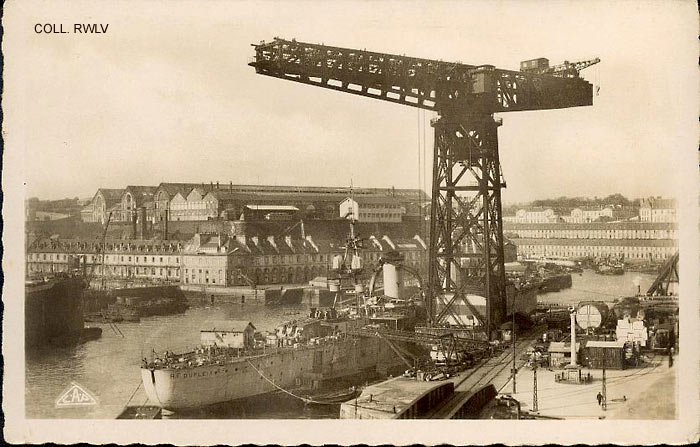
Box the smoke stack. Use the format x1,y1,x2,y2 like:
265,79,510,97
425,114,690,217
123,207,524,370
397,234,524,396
139,207,147,239
230,181,232,192
164,209,169,240
216,181,220,190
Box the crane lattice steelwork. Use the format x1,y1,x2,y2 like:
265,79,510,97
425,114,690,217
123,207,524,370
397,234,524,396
249,38,597,336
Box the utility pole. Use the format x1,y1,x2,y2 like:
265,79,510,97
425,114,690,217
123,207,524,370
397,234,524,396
601,353,607,411
533,360,538,412
512,294,517,394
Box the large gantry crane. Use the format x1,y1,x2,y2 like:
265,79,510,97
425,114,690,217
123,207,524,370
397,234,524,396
249,38,598,337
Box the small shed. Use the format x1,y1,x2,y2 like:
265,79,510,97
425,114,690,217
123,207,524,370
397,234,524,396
583,340,626,370
200,320,256,349
548,342,581,368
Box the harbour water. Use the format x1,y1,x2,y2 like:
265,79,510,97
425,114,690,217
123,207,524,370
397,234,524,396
25,271,657,419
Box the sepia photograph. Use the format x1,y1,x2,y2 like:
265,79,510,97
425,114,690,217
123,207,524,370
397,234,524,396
2,0,698,444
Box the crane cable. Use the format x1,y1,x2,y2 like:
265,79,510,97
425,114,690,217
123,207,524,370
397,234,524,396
417,108,423,235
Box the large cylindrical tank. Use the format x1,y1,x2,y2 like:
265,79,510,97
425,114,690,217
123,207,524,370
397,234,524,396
382,263,403,299
575,301,610,330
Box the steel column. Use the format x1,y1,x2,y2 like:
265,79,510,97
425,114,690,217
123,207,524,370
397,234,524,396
428,113,507,335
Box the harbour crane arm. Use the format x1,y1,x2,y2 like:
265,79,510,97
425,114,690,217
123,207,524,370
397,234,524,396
249,38,594,115
541,58,601,78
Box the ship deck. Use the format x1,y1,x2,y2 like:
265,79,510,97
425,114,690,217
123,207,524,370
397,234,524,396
143,333,356,371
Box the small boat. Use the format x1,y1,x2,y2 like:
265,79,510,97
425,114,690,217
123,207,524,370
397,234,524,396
305,386,363,405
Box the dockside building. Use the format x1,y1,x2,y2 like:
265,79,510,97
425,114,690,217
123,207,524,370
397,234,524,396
504,221,678,261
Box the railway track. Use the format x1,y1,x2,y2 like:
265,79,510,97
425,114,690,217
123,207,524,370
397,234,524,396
426,327,545,418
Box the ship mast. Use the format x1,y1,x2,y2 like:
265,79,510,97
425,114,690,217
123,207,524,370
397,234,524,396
331,182,365,311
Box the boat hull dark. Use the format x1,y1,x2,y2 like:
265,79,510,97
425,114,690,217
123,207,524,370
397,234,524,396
25,276,85,349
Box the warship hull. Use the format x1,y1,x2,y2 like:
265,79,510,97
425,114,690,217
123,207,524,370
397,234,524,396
142,335,400,410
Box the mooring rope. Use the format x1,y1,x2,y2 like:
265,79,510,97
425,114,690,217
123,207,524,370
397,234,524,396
124,381,142,407
245,359,343,405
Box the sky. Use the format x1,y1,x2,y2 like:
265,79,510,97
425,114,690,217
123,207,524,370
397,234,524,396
5,0,697,204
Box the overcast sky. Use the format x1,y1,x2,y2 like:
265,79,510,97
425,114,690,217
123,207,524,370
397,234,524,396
6,0,697,204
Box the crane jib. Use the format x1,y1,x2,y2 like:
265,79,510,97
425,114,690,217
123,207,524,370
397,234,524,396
249,38,594,115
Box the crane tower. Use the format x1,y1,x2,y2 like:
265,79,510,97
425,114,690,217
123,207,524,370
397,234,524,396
249,38,597,336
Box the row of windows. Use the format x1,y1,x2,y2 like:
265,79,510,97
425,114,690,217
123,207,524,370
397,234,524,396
170,201,217,210
360,204,401,209
27,253,180,264
26,263,181,277
518,244,676,260
358,213,401,219
511,229,676,240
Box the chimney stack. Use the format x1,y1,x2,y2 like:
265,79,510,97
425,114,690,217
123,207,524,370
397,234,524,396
164,209,169,240
139,207,147,239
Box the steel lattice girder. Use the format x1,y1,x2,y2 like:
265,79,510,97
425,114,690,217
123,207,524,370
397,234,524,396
647,251,679,296
250,38,594,114
428,114,507,332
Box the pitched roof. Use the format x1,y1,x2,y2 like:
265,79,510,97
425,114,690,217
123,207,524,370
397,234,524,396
585,340,625,348
98,188,125,200
641,198,676,209
343,196,401,205
125,185,158,195
548,342,581,353
93,188,125,207
156,183,203,197
201,320,255,332
244,205,300,211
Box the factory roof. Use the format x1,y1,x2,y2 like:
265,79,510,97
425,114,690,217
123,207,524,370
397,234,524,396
585,340,626,348
244,205,300,211
155,183,204,197
94,188,125,205
640,198,676,209
201,320,255,333
341,196,402,205
548,342,581,353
